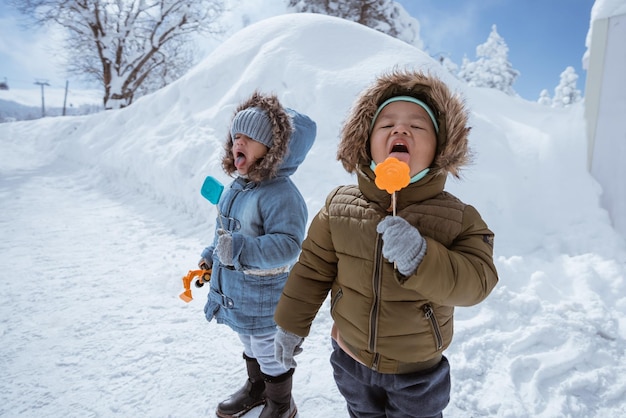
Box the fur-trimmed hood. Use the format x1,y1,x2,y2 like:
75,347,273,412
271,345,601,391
222,91,316,181
337,69,471,178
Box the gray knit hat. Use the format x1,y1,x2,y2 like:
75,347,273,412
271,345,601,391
230,107,274,148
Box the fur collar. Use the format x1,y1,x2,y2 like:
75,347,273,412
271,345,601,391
337,69,472,178
222,91,293,182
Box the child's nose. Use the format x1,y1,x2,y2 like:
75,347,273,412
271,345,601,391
392,124,409,135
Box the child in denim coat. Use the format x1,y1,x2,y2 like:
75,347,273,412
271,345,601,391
199,91,316,418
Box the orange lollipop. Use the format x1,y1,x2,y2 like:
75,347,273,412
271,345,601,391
374,157,410,194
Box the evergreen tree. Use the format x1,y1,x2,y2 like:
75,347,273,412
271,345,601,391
552,66,582,108
538,89,552,106
458,25,520,96
287,0,422,48
438,55,459,78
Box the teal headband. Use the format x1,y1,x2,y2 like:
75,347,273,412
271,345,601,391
370,96,439,134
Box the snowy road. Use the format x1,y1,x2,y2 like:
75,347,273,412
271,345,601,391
2,163,207,416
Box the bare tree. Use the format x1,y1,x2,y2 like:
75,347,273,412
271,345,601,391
13,0,225,109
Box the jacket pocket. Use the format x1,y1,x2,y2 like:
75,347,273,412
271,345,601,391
241,272,286,317
423,304,444,351
330,287,343,314
204,290,221,321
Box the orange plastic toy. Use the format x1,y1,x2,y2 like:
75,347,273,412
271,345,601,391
374,157,410,194
179,269,212,303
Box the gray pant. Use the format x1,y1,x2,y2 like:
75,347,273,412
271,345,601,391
239,332,290,377
330,339,450,418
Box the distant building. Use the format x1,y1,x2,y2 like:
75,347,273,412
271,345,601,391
585,9,626,239
0,79,8,90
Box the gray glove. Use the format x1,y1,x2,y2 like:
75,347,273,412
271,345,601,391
198,257,212,270
215,229,233,266
274,327,304,369
376,216,427,276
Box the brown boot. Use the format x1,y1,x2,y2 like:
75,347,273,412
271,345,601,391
258,369,297,418
216,353,266,418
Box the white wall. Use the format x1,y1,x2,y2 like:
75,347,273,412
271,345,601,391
585,13,626,239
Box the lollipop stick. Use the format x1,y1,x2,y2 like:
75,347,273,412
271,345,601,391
374,158,410,273
392,191,397,270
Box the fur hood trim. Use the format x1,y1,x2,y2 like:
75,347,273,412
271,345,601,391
222,91,293,181
337,69,472,178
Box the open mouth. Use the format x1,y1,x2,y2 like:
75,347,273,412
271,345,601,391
235,151,247,168
390,143,409,154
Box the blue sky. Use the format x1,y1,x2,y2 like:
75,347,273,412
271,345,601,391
397,0,595,100
0,0,595,101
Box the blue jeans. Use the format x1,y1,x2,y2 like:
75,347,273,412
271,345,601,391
330,340,450,418
239,332,290,377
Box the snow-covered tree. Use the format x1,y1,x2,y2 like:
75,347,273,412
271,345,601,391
12,0,225,109
437,55,459,78
538,89,552,106
287,0,423,48
458,25,520,96
552,66,582,108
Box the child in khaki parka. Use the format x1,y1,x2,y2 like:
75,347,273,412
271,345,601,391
273,70,499,417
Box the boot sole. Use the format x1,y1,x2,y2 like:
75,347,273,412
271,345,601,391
215,399,266,418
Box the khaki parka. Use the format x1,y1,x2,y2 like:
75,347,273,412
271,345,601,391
274,69,499,374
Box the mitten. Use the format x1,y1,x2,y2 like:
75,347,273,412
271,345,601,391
215,229,234,266
376,216,427,276
274,327,304,369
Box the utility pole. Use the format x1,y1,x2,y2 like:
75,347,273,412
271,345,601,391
63,80,69,116
34,79,50,117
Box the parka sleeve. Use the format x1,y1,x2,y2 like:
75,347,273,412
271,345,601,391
274,192,339,337
231,181,307,270
403,204,498,307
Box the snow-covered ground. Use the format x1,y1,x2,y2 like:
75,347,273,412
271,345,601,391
1,13,625,418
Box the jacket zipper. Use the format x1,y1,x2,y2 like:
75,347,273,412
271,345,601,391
424,304,444,350
368,234,384,370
